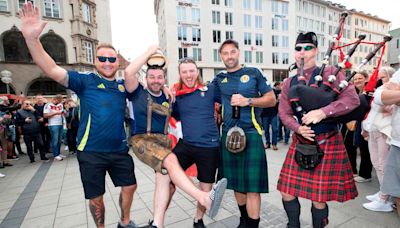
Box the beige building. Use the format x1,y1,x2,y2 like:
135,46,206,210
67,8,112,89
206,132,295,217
348,9,390,73
154,0,295,85
0,0,112,96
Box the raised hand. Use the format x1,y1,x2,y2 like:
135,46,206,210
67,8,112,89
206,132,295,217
19,2,47,41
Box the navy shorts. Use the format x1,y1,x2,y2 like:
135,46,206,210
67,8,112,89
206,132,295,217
173,140,219,183
77,151,136,199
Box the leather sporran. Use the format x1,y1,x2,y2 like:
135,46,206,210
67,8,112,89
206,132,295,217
225,126,246,153
294,143,324,170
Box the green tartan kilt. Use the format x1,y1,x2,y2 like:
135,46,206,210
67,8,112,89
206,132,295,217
218,131,269,193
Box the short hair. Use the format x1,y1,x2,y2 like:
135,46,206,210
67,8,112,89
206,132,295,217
146,67,165,77
96,43,117,53
358,71,369,79
379,66,396,78
219,39,239,53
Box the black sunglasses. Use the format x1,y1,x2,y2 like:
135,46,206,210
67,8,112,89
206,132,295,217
178,57,196,64
294,45,315,52
97,56,117,63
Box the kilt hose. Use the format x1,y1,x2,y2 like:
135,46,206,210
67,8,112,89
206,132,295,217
219,131,269,193
277,131,358,202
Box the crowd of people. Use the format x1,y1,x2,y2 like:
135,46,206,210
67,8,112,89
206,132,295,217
5,2,398,228
0,94,80,177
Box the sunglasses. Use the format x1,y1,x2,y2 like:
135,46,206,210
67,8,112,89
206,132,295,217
97,56,117,63
294,45,315,52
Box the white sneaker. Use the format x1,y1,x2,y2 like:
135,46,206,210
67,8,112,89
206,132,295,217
64,146,69,151
363,198,393,212
54,156,63,161
0,173,5,178
354,176,372,183
59,154,67,158
366,191,380,201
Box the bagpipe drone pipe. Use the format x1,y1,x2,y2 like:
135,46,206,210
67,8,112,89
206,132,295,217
288,12,392,124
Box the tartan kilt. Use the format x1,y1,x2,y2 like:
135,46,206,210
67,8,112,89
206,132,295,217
218,131,268,193
277,132,358,202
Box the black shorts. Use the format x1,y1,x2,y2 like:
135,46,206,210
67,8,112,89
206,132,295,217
173,140,219,183
77,152,136,199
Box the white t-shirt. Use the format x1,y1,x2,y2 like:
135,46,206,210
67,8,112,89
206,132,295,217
43,102,64,126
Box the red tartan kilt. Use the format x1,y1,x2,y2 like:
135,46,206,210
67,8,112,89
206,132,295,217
277,131,358,202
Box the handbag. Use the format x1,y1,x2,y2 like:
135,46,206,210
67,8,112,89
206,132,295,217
294,142,324,170
225,125,246,153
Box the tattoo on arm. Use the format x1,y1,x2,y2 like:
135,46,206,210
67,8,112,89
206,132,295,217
89,201,105,227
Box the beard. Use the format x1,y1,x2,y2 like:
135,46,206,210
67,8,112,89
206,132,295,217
147,83,162,94
97,68,117,79
223,58,239,70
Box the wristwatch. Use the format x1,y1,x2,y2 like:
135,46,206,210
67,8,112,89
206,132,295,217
248,98,253,106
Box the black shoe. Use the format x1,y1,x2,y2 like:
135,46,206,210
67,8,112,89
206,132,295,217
137,220,157,228
117,220,138,228
237,217,246,228
4,163,13,167
193,219,206,228
41,157,50,161
30,160,35,163
0,165,4,169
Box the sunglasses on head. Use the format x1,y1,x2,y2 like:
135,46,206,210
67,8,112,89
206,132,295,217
294,45,315,52
97,56,117,63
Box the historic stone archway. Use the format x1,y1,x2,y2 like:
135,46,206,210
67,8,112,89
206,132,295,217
40,30,67,63
26,78,66,96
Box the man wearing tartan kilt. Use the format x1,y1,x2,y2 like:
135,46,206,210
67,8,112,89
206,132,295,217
277,32,359,228
212,40,276,228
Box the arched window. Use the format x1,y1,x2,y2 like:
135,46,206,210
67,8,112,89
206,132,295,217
27,79,66,96
40,32,67,63
2,28,31,62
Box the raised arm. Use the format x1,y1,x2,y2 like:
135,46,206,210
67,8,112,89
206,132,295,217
124,45,160,93
20,2,67,86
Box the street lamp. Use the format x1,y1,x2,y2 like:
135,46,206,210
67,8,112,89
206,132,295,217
0,70,13,94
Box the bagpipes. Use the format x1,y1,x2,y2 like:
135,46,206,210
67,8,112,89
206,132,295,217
288,12,392,124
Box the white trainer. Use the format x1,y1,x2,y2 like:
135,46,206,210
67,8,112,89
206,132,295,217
366,191,380,201
0,172,5,178
54,156,63,161
59,154,67,158
363,198,393,212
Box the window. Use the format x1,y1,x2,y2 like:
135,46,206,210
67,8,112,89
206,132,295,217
179,48,188,59
193,48,202,61
321,22,325,33
41,34,66,63
244,14,251,27
3,30,32,62
244,32,251,45
213,30,221,43
321,7,326,18
272,52,279,64
44,0,60,18
256,51,263,63
191,8,200,23
243,0,251,9
83,40,93,64
212,0,220,5
192,28,201,42
255,16,262,29
226,31,234,40
192,0,200,4
0,0,8,11
213,49,221,62
282,53,289,64
176,6,186,21
225,0,232,7
244,50,252,63
282,19,288,31
303,18,308,29
225,12,233,25
282,36,289,48
271,0,278,13
212,11,220,24
255,33,263,46
82,2,91,23
272,35,279,47
397,39,399,49
303,1,308,13
272,18,278,30
177,27,187,41
18,0,34,10
296,16,301,28
281,1,288,14
255,0,262,11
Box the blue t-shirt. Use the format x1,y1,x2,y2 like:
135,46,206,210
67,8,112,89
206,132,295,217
212,67,272,133
173,84,220,148
67,71,128,153
128,84,168,135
